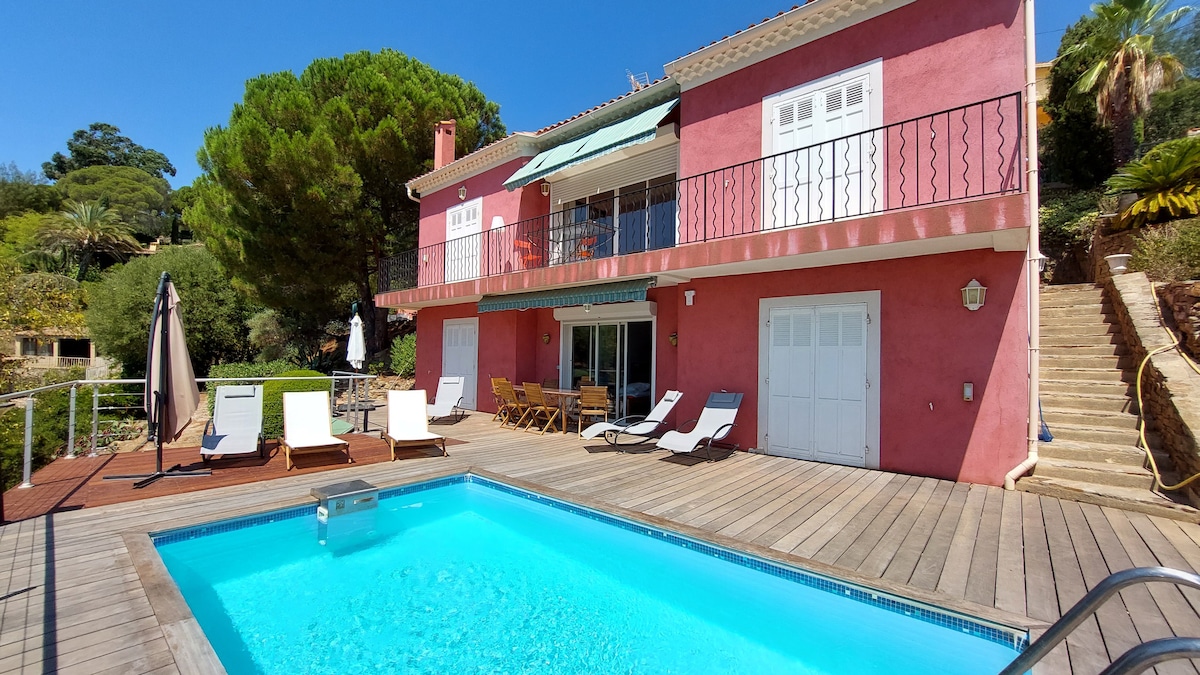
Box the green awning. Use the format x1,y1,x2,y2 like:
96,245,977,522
477,279,654,313
503,99,679,190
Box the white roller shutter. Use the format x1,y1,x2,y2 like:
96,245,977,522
550,144,678,207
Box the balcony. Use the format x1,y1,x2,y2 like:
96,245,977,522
380,93,1024,294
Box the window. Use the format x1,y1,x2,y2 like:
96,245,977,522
20,338,52,357
445,197,482,282
762,60,882,228
618,174,676,253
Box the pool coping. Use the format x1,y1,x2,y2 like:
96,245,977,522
127,466,1043,673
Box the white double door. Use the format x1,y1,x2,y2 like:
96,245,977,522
442,318,477,410
765,302,869,467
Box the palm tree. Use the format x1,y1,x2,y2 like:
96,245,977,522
38,200,142,281
1069,0,1192,162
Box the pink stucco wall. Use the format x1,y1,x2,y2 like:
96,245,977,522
670,247,1027,486
416,157,548,249
678,0,1025,178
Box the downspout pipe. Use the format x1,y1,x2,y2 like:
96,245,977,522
406,184,421,204
1006,0,1042,490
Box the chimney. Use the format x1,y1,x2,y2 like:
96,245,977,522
434,120,457,170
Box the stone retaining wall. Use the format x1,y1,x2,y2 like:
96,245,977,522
1091,224,1136,286
1108,272,1200,507
1159,281,1200,359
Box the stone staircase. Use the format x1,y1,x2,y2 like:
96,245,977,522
1016,283,1200,521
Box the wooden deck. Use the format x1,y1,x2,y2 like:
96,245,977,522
2,414,1200,673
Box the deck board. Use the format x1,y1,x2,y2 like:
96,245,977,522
2,414,1200,673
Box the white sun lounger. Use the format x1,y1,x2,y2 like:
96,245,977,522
201,385,265,461
580,390,683,449
656,392,743,461
387,389,448,459
427,376,466,422
280,391,351,470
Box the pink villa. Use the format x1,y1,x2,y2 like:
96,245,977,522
376,0,1040,486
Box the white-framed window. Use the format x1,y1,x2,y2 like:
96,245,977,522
761,59,883,228
445,197,482,282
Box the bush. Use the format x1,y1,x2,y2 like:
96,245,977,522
204,359,294,416
1131,218,1200,281
261,369,328,439
0,368,97,490
390,334,415,377
1145,80,1200,147
85,246,256,376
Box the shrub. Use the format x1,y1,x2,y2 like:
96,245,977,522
1145,80,1200,147
1131,217,1200,281
1107,137,1200,228
390,334,415,377
204,359,294,416
1040,190,1102,251
0,368,99,490
261,369,328,439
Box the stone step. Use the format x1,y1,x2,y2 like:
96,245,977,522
1040,367,1132,383
1041,407,1142,430
1032,456,1155,489
1015,476,1200,522
1040,304,1115,318
1038,392,1137,414
1041,322,1120,337
1040,378,1134,397
1042,283,1103,292
1040,295,1104,308
1047,421,1155,446
1041,333,1123,347
1038,439,1148,466
1040,344,1128,357
1041,354,1133,370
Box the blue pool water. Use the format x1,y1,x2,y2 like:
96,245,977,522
155,476,1024,674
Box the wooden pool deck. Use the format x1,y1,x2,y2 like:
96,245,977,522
2,414,1200,673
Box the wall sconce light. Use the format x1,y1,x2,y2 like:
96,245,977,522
961,279,987,311
458,186,467,201
583,303,592,313
684,290,696,306
1033,253,1047,273
540,182,551,197
541,333,551,344
668,332,678,347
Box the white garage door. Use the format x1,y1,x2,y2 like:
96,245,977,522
442,318,478,410
766,303,867,466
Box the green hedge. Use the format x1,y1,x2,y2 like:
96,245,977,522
205,359,294,417
1131,217,1200,281
262,369,329,439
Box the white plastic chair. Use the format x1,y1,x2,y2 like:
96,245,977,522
201,385,265,461
280,391,350,470
427,376,466,422
656,392,743,461
387,389,447,459
580,390,683,450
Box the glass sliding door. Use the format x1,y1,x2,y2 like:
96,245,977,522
566,320,654,419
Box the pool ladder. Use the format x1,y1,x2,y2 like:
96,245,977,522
999,567,1200,675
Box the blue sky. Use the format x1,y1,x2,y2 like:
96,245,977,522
0,1,1107,188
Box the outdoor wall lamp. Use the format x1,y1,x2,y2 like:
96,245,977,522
584,303,592,313
540,182,551,197
541,333,551,344
961,279,987,311
458,186,467,200
684,290,696,306
669,332,678,347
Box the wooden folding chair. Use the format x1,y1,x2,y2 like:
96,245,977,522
490,377,509,422
520,382,561,434
496,379,527,430
578,386,610,437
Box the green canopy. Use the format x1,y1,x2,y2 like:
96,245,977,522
477,279,654,313
503,99,679,190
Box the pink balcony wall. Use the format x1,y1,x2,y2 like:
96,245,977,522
416,157,547,250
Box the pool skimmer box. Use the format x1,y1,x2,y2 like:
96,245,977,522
312,479,378,522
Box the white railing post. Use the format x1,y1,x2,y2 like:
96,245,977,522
67,385,77,459
20,396,34,488
90,384,100,457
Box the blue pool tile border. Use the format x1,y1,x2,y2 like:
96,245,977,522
150,472,1027,652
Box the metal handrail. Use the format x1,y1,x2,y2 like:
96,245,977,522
999,567,1200,675
1100,638,1200,675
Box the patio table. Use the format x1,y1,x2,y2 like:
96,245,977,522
512,385,580,434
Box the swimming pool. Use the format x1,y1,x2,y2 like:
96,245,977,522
154,474,1026,674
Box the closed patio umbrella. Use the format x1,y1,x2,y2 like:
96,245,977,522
347,313,366,371
105,272,211,488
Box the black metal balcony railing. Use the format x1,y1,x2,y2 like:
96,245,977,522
380,93,1023,293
